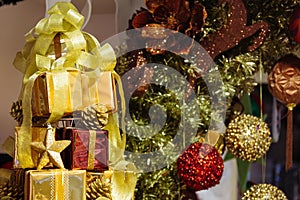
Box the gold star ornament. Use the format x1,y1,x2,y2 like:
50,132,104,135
31,124,71,170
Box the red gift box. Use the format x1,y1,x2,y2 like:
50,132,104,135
56,128,108,171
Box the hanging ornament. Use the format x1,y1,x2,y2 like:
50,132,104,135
289,8,300,44
176,141,224,191
268,54,300,171
242,184,288,200
225,114,272,162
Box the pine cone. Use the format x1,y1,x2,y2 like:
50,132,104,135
10,100,23,124
86,174,112,200
0,182,24,199
80,104,109,130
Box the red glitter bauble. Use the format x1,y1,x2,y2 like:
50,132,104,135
176,142,224,191
289,8,300,44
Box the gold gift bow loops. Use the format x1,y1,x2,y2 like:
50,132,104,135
38,2,84,34
13,2,117,168
15,2,85,83
82,32,116,71
14,4,116,80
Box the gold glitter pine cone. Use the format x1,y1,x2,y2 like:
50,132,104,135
242,184,288,200
225,114,272,162
80,104,109,130
86,174,112,200
0,182,24,199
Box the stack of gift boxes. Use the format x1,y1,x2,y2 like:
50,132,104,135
8,2,136,200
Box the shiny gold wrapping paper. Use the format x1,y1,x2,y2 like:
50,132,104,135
31,70,117,117
84,71,117,113
24,169,86,200
14,126,54,169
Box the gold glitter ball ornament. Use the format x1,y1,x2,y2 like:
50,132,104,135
225,114,272,161
242,184,288,200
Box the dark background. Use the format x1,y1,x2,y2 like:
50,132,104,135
250,84,300,200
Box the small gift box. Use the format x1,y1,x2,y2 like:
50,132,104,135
31,70,117,118
24,169,86,200
57,128,109,171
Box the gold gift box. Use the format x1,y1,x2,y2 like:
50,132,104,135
32,70,117,117
24,169,86,200
14,126,55,169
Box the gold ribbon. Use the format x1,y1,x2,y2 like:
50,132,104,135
14,2,116,86
13,2,117,168
54,170,65,199
87,130,96,170
46,71,69,123
105,72,126,167
31,170,67,199
18,72,40,168
111,161,137,200
103,72,138,200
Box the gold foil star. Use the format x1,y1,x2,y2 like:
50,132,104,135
31,124,70,170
